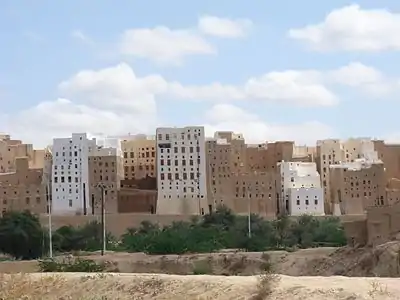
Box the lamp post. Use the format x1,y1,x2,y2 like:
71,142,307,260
44,166,53,258
247,185,252,239
96,184,106,256
47,179,53,258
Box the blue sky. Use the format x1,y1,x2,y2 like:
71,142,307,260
1,0,400,147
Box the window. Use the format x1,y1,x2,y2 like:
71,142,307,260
54,177,58,183
174,147,178,153
305,199,309,205
314,199,318,205
175,173,179,180
161,173,165,180
69,199,73,207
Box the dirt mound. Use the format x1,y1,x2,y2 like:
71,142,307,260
1,242,400,278
0,273,399,299
309,242,400,277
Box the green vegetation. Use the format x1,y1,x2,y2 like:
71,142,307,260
0,206,346,259
38,257,106,272
120,206,346,254
0,211,47,259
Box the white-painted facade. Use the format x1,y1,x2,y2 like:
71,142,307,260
51,133,96,215
156,126,208,215
279,161,325,216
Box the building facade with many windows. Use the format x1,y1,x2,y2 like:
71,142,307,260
156,126,208,215
121,134,156,180
51,133,96,215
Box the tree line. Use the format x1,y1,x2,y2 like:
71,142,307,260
0,207,347,260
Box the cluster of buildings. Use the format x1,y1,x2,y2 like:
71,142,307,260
1,127,400,219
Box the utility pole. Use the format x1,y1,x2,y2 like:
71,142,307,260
97,184,106,256
46,168,53,258
247,185,252,239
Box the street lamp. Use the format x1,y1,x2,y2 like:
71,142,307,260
96,184,106,256
247,184,252,239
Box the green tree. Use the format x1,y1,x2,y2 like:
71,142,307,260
53,221,115,253
0,211,47,259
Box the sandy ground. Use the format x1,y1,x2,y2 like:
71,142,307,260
1,242,400,278
0,273,399,299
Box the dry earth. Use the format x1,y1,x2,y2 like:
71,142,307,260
0,273,399,299
1,242,400,277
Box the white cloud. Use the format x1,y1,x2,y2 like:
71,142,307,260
244,70,337,106
198,15,253,38
118,27,215,64
203,104,335,145
60,62,338,106
2,98,156,148
7,61,383,147
288,5,400,52
71,30,93,45
327,62,400,96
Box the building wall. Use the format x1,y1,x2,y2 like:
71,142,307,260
365,203,400,246
121,135,156,180
52,133,96,215
373,140,400,181
206,132,246,211
246,141,294,173
0,157,47,215
316,139,344,214
386,178,400,206
329,161,387,215
230,172,277,217
205,132,277,216
156,126,208,215
288,187,324,216
279,161,324,216
317,138,380,214
0,135,48,173
117,188,157,213
88,147,124,215
40,213,192,237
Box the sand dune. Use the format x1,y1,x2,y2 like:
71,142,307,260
1,273,399,299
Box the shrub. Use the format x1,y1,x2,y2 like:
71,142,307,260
38,258,106,272
0,211,47,259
